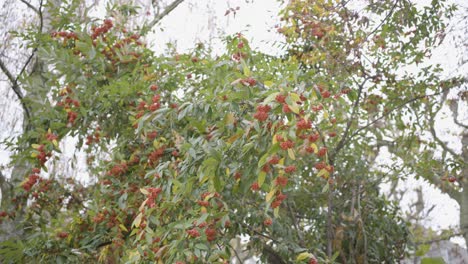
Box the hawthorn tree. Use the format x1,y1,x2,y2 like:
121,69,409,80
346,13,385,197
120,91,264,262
0,0,465,263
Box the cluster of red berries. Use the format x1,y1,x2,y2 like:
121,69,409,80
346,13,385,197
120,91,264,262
56,88,80,126
251,182,260,191
268,155,280,165
284,165,296,173
91,19,113,39
271,192,287,208
107,162,128,177
22,173,41,192
145,187,162,208
275,175,288,187
51,31,78,40
35,144,51,165
187,228,200,238
296,118,312,130
148,147,165,166
57,232,69,239
253,104,271,121
280,140,294,150
241,77,257,86
86,130,101,145
275,94,286,103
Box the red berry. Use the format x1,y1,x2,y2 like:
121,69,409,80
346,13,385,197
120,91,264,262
251,182,260,191
264,218,273,226
284,165,296,173
321,90,331,98
150,84,158,91
317,147,327,157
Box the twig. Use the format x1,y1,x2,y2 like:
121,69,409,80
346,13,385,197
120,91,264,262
415,232,466,245
350,91,445,139
331,77,367,162
287,201,305,247
327,175,334,258
18,0,39,14
147,0,185,29
366,0,400,39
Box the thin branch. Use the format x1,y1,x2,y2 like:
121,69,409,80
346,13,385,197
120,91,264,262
0,58,30,121
356,183,368,264
287,201,305,247
331,77,367,162
327,175,334,259
350,91,445,139
428,91,460,159
226,241,244,264
415,232,466,245
18,0,39,14
147,0,185,29
367,0,399,39
449,99,468,129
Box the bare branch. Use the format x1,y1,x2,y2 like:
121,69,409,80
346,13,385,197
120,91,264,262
331,77,368,163
449,99,468,129
350,90,446,139
18,0,39,14
367,0,399,39
147,0,185,29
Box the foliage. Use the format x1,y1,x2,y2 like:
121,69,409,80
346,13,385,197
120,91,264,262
0,0,464,263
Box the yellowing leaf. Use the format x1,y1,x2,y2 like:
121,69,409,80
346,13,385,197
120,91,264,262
288,148,295,160
310,143,318,154
264,92,280,104
297,252,313,261
225,113,235,125
242,61,251,76
133,213,143,228
323,111,329,119
31,152,38,158
289,103,300,114
274,207,279,217
140,188,149,195
31,144,40,149
153,139,159,148
279,158,285,166
52,140,58,148
264,81,274,87
317,169,329,179
258,171,266,187
266,188,276,202
203,192,214,201
119,224,128,232
226,168,230,176
290,92,300,102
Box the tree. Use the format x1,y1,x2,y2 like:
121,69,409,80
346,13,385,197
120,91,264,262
0,0,464,263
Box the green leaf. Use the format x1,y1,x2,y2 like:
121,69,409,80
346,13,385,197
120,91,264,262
195,243,209,251
421,257,446,264
415,244,431,257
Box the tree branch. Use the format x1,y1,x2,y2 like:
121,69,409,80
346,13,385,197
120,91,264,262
0,58,31,121
449,99,468,129
350,91,445,139
366,0,399,39
331,77,367,163
147,0,185,29
18,0,39,14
